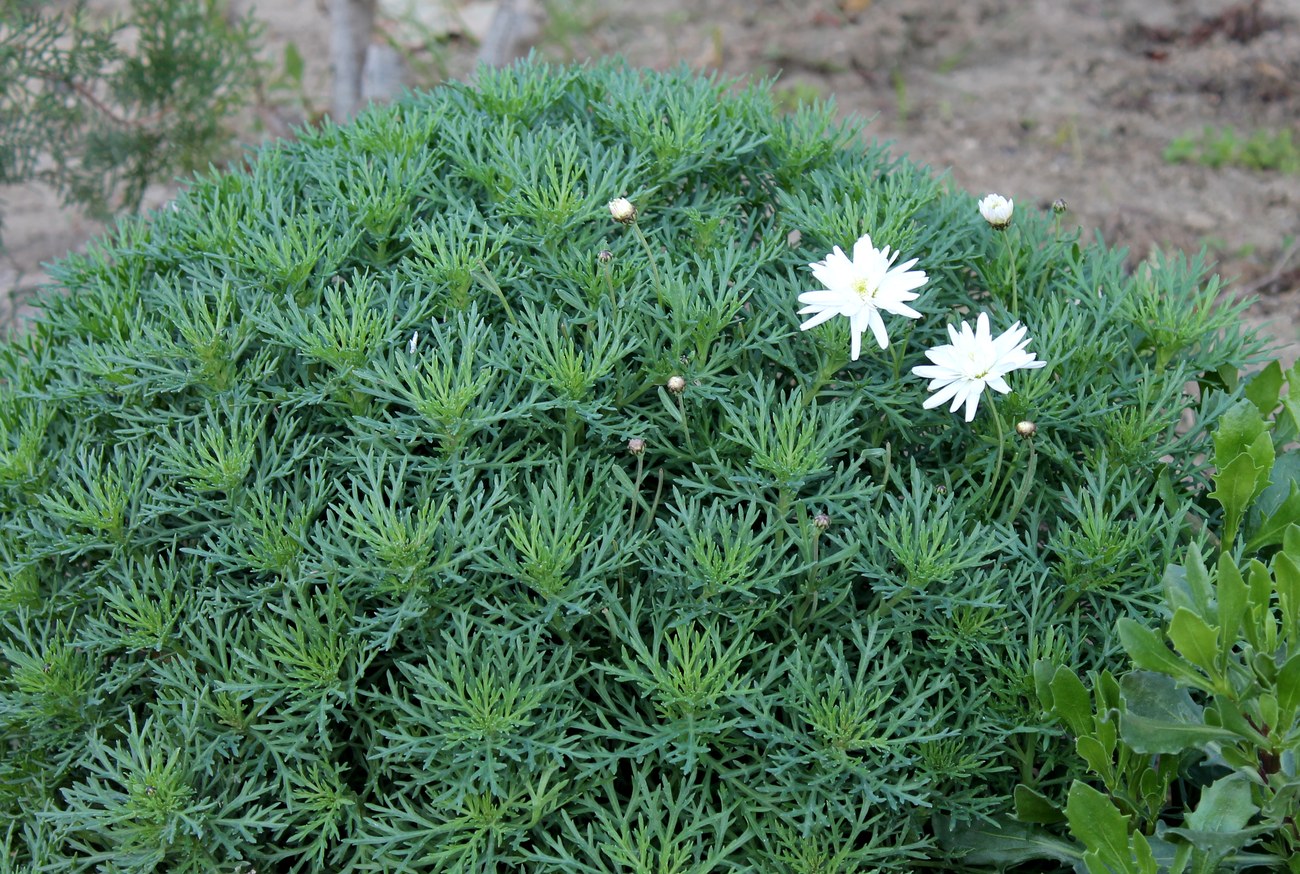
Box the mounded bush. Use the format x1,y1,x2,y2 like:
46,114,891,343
0,59,1271,870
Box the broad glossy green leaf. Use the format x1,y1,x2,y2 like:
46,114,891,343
1244,360,1283,416
933,814,1080,866
1014,784,1067,825
1284,522,1300,556
1185,774,1257,833
1215,553,1247,653
1076,736,1113,779
1213,399,1267,468
1276,652,1300,720
1119,671,1235,754
1245,482,1300,554
1245,432,1276,495
1118,620,1203,687
1033,659,1058,713
1067,781,1134,870
1274,551,1299,644
1247,558,1274,608
1131,830,1159,874
1210,452,1265,544
1049,667,1094,737
1161,774,1264,860
1164,547,1211,618
1167,608,1220,678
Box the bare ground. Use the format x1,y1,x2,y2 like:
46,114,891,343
5,0,1298,364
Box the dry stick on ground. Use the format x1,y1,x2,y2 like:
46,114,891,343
1237,239,1300,297
328,0,376,121
476,0,544,70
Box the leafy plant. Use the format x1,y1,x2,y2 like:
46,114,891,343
0,59,1272,870
985,363,1300,872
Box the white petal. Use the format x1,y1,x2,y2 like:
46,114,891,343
799,289,851,306
799,309,839,331
912,364,950,380
986,375,1012,394
880,300,922,319
925,379,965,410
866,309,890,349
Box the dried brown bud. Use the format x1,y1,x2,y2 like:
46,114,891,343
667,375,687,394
813,512,831,531
628,437,646,456
1015,420,1037,438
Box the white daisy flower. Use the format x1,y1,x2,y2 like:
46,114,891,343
912,312,1046,422
979,193,1014,229
797,234,928,361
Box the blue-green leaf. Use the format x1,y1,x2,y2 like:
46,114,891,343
1119,671,1235,754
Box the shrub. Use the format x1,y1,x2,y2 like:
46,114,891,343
0,59,1271,870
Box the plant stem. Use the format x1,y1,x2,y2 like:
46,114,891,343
989,402,1007,511
630,220,666,307
1002,440,1038,523
474,264,517,325
1001,230,1019,314
676,393,694,452
627,453,645,537
641,469,665,534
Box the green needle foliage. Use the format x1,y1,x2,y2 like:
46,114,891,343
0,59,1276,871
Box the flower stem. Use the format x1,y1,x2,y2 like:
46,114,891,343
474,263,517,325
676,393,694,452
1001,231,1019,314
989,403,1007,509
628,453,646,537
641,469,665,534
601,257,615,301
1001,440,1038,523
630,220,666,307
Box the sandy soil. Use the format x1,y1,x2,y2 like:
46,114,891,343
4,0,1298,364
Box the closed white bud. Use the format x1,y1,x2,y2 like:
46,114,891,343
608,197,637,224
979,193,1014,229
667,375,687,394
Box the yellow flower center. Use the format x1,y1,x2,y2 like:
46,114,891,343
852,277,876,300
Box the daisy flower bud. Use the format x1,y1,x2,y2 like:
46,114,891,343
598,249,614,262
813,512,831,531
667,375,687,394
608,197,637,224
979,193,1014,230
1051,198,1068,214
628,437,646,456
1016,420,1037,438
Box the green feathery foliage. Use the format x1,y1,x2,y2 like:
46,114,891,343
0,58,1280,871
